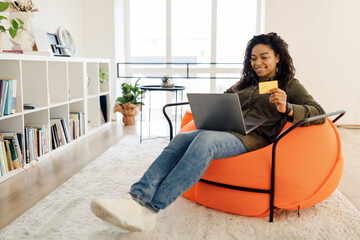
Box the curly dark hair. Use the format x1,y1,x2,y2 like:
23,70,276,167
232,32,295,91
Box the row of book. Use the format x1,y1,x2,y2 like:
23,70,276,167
69,112,85,139
0,79,17,117
0,133,24,176
50,118,71,151
0,112,85,176
24,125,50,163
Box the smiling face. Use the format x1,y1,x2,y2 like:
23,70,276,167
251,44,280,82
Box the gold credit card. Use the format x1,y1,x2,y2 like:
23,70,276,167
259,80,278,94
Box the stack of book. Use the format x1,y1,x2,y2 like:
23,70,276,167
0,79,17,117
50,118,71,150
69,112,85,140
24,125,50,163
0,133,24,176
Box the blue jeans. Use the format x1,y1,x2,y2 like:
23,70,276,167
130,130,248,212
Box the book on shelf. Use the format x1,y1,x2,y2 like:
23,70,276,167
51,118,71,144
3,133,23,168
100,95,108,123
0,136,9,173
50,119,66,146
0,79,17,116
69,113,79,140
52,123,61,148
24,127,30,163
0,81,8,117
50,118,72,149
5,137,21,169
0,81,7,117
3,80,12,115
16,133,25,165
69,112,85,139
60,118,71,143
50,126,57,150
1,50,52,56
68,118,73,140
0,133,24,171
4,140,14,171
0,141,4,176
11,80,17,114
24,125,49,162
0,138,9,176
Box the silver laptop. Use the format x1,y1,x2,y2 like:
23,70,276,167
187,93,265,134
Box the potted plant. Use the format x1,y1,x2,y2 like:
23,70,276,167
2,0,38,51
99,68,108,84
161,75,174,88
114,78,145,125
0,1,25,51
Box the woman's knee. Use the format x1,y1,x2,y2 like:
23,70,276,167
172,130,202,142
194,131,220,144
166,130,203,150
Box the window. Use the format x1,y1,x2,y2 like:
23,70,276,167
124,0,263,134
171,0,212,63
127,0,261,85
216,0,258,63
129,0,166,62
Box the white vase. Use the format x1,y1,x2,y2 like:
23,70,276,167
9,11,34,51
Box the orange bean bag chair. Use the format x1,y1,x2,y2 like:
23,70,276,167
179,111,344,218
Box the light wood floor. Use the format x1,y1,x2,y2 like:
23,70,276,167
336,126,360,210
0,122,127,229
0,122,359,229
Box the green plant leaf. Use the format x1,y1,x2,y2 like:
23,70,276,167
11,19,19,29
0,2,10,12
16,17,24,25
134,77,141,87
8,27,17,39
117,78,144,105
0,16,7,20
0,26,5,32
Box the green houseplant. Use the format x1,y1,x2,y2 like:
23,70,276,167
161,75,174,88
99,68,108,84
0,1,25,40
114,78,145,125
3,0,38,51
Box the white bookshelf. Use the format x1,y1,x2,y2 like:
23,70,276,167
0,54,111,182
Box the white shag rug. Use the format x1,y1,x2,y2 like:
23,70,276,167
1,135,360,240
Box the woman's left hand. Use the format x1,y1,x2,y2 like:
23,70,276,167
268,88,287,113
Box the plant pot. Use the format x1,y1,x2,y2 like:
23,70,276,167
161,82,174,88
113,103,141,125
9,11,34,51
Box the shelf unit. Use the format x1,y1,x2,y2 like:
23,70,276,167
0,54,111,182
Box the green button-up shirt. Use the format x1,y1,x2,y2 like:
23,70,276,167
224,78,325,152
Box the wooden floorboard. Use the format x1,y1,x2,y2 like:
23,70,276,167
0,122,126,229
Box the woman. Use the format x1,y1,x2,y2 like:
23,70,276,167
91,32,325,232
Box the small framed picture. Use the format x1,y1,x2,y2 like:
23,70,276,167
57,27,76,56
47,33,69,56
32,28,53,56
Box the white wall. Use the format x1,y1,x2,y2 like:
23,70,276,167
26,0,85,55
265,0,360,124
23,0,124,120
81,0,126,120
